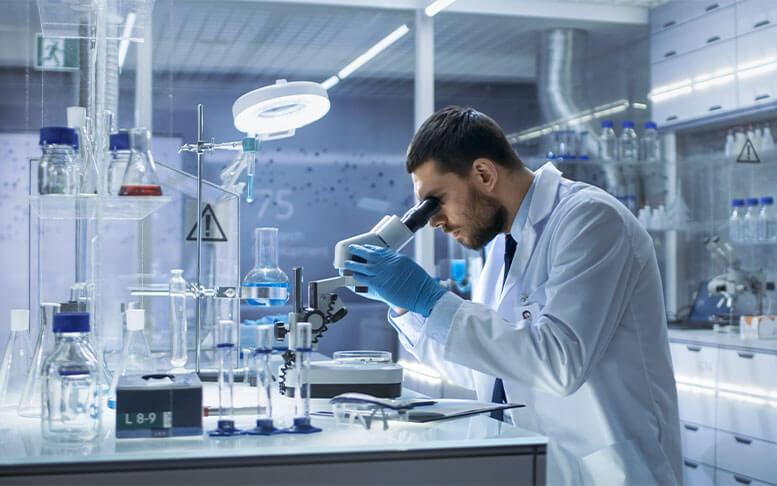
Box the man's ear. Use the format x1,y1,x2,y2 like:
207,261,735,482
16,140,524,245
470,158,499,193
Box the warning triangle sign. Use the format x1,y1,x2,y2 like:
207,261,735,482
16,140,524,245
186,204,228,242
737,138,761,164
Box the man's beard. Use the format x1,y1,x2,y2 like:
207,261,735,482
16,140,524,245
459,187,507,250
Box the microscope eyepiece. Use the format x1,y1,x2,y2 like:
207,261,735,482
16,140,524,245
401,197,441,233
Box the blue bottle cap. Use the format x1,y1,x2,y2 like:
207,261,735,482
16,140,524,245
109,132,130,151
760,196,774,205
747,198,760,206
39,127,77,148
601,120,614,128
622,120,635,129
732,199,745,207
644,121,657,130
53,312,90,333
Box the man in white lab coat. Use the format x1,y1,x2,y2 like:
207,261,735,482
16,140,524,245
343,106,682,485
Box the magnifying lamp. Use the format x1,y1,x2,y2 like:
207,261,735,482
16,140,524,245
232,79,330,137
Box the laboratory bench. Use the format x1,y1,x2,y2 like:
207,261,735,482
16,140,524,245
668,329,777,486
0,382,547,486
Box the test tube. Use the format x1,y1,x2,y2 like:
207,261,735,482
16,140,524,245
288,322,320,433
246,324,277,435
208,318,241,437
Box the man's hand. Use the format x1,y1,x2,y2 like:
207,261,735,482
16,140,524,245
344,244,448,317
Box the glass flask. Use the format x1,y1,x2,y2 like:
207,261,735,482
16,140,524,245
66,106,99,195
169,269,188,368
242,228,289,306
108,131,131,196
42,312,102,442
38,127,79,195
18,303,60,417
110,309,152,393
0,310,33,411
118,128,163,196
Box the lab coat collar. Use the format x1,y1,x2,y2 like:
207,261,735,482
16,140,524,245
498,162,563,308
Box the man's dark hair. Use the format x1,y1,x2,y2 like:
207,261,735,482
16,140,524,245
405,106,523,176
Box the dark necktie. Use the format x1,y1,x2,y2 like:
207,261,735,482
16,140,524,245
491,234,517,421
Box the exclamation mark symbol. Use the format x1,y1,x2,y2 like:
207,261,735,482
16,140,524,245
205,214,212,238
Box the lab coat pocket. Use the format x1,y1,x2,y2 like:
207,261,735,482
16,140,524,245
578,439,656,486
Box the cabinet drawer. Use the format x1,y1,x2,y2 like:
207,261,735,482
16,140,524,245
682,422,716,464
736,0,777,35
682,459,716,486
650,7,735,63
670,342,718,386
651,0,734,34
717,430,777,484
677,383,717,427
717,390,777,442
736,26,777,109
717,468,775,486
718,348,777,397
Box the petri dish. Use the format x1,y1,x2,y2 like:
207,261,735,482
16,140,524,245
333,350,392,365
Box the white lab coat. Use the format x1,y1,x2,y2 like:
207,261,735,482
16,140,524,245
391,162,682,485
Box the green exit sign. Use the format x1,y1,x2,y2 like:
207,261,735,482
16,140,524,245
35,33,79,71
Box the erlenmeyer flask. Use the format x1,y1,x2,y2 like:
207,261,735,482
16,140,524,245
111,309,153,393
242,228,289,306
0,310,33,411
118,128,163,196
18,303,60,418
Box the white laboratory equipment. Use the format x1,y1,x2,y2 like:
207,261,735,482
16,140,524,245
41,312,102,442
18,303,60,418
724,130,735,158
246,324,278,436
763,126,775,152
0,310,32,411
640,121,661,161
209,318,240,437
287,322,321,434
110,309,152,394
169,269,188,368
757,197,776,243
66,106,99,195
744,198,760,243
619,121,639,162
38,127,79,195
598,120,618,161
119,128,163,196
242,227,289,307
729,199,746,243
108,132,131,196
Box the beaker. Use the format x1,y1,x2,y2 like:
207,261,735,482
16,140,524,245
18,303,60,417
0,310,33,411
118,128,163,196
242,228,289,306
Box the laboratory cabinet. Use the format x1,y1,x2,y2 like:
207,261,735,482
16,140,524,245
669,329,777,486
650,0,735,35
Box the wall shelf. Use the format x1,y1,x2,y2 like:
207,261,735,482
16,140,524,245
29,195,171,221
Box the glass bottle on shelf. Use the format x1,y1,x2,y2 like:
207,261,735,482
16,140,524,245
18,303,60,417
744,198,759,243
108,131,131,196
0,310,32,411
757,197,774,243
41,312,102,442
118,128,163,196
242,228,289,306
38,127,79,195
640,121,661,161
169,269,188,368
619,121,639,162
598,120,618,161
729,199,745,244
66,106,99,195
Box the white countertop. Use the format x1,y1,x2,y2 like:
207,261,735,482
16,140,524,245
0,382,547,468
668,328,777,354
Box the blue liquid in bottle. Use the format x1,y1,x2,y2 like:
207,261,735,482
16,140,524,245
242,228,289,307
241,282,289,307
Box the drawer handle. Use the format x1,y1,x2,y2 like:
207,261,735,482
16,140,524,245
735,436,753,445
664,50,677,58
706,35,720,44
755,20,771,29
666,115,678,121
735,475,752,485
683,424,699,432
705,3,719,11
663,20,676,29
709,105,722,111
683,460,699,469
737,352,755,359
686,345,702,352
755,93,771,101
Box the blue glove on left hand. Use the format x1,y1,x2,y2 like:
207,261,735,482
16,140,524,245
343,244,448,318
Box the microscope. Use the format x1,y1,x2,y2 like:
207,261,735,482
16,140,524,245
275,197,441,398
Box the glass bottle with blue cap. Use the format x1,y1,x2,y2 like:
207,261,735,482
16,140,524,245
41,312,102,442
38,126,79,195
108,131,131,196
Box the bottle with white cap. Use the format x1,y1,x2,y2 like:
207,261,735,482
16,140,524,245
66,106,99,195
111,308,153,394
0,310,33,410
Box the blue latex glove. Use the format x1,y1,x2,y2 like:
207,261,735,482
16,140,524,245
343,244,448,317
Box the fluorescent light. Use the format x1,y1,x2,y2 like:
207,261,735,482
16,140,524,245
738,61,777,80
738,56,777,71
118,12,137,71
425,0,457,16
321,75,340,90
631,102,648,110
651,79,692,96
694,73,735,91
649,85,692,103
337,24,410,79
